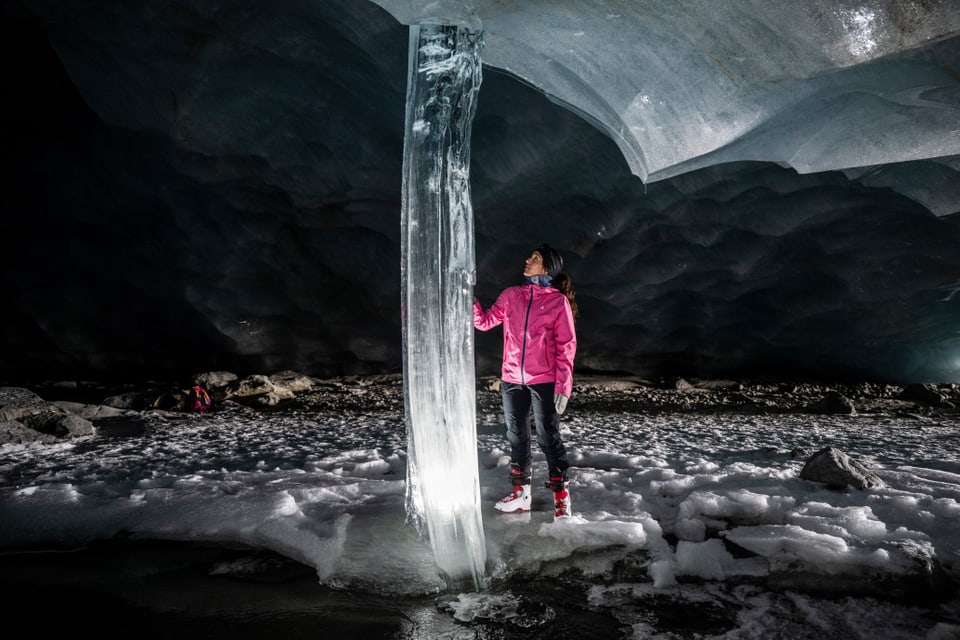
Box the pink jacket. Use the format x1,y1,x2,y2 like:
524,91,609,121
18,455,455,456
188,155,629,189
474,283,577,397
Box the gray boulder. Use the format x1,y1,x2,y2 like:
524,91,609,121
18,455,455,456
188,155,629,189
0,387,95,444
799,446,883,490
193,371,239,390
225,371,317,406
901,383,954,408
804,391,857,415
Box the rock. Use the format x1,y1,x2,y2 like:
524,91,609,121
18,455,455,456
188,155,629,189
0,387,48,421
722,392,754,406
483,377,501,393
102,391,148,411
268,370,316,393
226,374,295,406
148,388,189,411
20,412,94,439
52,401,128,421
193,371,239,390
804,391,857,415
901,383,953,408
0,387,94,444
799,446,883,490
0,420,58,444
227,375,274,398
102,386,194,412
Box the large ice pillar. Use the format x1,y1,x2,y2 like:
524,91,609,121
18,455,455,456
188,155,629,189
400,24,487,591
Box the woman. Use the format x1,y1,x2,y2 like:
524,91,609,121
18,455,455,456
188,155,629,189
474,243,578,518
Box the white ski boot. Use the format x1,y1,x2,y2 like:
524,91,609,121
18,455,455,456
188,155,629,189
495,468,531,513
546,477,571,519
495,484,531,513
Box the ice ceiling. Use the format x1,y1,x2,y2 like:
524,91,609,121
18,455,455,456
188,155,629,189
2,0,959,384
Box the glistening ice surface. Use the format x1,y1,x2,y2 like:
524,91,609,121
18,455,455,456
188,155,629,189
400,23,486,589
0,376,958,638
372,0,960,181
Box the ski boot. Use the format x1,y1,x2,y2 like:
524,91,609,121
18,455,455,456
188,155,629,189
545,476,571,519
495,468,531,513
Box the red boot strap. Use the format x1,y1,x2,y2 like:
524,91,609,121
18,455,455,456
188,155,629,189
509,469,531,486
544,476,566,492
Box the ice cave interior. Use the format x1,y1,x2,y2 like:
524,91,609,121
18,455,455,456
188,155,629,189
2,0,959,384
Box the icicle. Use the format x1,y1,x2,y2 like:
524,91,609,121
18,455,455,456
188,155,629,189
400,23,487,591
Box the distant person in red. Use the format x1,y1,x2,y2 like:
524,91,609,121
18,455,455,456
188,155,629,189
190,385,212,413
474,243,578,518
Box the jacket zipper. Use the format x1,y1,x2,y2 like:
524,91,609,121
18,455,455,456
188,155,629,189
520,285,534,384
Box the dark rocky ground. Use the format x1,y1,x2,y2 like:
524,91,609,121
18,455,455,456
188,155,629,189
278,372,960,419
565,374,959,417
2,370,957,445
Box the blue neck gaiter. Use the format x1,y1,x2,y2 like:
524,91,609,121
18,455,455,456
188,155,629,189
525,274,553,287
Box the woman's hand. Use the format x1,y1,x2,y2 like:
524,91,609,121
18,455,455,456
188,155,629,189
554,393,569,415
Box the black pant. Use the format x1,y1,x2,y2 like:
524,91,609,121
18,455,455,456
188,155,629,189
501,381,570,480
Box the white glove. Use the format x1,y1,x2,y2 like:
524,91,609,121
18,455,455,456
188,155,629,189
554,393,569,415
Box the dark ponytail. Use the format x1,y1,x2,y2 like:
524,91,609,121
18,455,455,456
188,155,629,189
553,273,578,319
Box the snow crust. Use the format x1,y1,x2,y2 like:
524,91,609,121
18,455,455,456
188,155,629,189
1,374,958,636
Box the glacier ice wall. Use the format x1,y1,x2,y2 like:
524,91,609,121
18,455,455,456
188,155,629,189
371,0,960,187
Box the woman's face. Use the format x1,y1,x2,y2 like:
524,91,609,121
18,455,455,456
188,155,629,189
523,251,547,277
